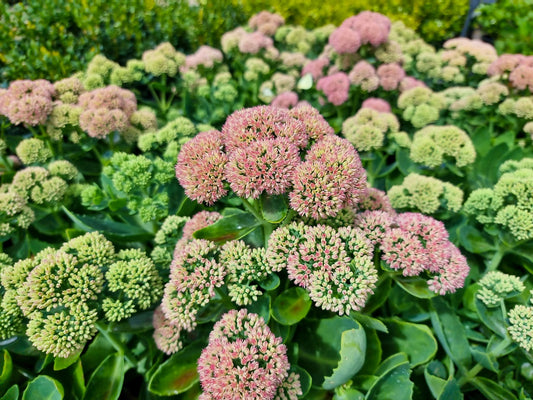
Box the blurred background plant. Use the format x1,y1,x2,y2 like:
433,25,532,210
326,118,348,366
0,0,247,84
473,0,533,55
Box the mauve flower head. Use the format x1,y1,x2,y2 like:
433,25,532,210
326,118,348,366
153,306,183,355
341,11,391,47
443,38,497,65
239,31,274,54
361,98,391,113
225,137,301,199
0,79,55,126
183,46,223,71
329,26,361,54
221,106,309,152
288,104,334,141
509,64,533,92
302,57,330,80
399,76,427,92
355,187,394,213
377,63,406,91
78,85,137,116
476,81,509,105
198,309,290,400
249,11,285,36
162,239,225,331
353,210,395,247
79,108,128,138
221,27,247,53
175,130,228,205
349,61,379,92
488,54,526,76
271,91,299,108
317,72,350,105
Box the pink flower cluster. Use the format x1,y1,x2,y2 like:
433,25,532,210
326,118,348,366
488,54,533,93
329,26,361,54
377,63,406,91
271,91,299,108
176,106,365,220
317,72,350,105
0,80,55,126
239,31,275,55
198,309,293,400
267,223,377,315
183,46,224,71
77,85,137,138
340,11,391,47
348,61,379,92
361,98,392,113
302,57,330,80
377,212,469,294
248,11,285,36
290,135,367,219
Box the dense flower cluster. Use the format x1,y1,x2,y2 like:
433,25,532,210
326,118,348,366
342,106,400,151
198,309,297,400
477,271,525,307
0,79,55,126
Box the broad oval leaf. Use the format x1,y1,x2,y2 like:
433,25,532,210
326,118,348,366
381,318,437,367
193,213,260,243
260,194,288,223
1,385,19,400
323,326,366,390
272,287,312,325
395,276,437,299
148,341,204,396
83,353,124,400
247,293,271,323
53,347,82,371
366,358,413,400
22,376,64,400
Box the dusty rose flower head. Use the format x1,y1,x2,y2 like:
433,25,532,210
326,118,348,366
0,79,55,126
183,46,223,71
329,26,361,54
317,72,350,105
249,11,285,36
361,98,391,113
153,306,183,355
176,130,228,205
288,104,334,141
349,61,379,92
271,91,299,108
290,135,367,218
381,212,469,294
221,106,308,152
353,210,395,246
78,108,128,138
341,11,391,47
355,187,394,213
225,138,301,199
198,309,290,400
162,239,225,331
302,57,330,80
239,31,274,54
399,76,427,92
377,63,406,91
509,64,533,92
488,54,527,76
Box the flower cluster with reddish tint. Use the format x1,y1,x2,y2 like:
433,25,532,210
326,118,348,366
0,80,55,126
316,72,350,105
340,11,391,47
489,54,533,93
267,222,377,315
379,212,469,294
198,309,294,400
248,11,285,36
77,85,138,138
183,46,224,71
176,106,367,220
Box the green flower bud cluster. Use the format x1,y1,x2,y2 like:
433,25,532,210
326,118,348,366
0,232,163,357
464,163,533,241
151,214,190,269
275,26,316,54
342,108,400,152
15,138,52,165
477,271,525,307
397,87,444,128
410,125,476,168
388,173,463,215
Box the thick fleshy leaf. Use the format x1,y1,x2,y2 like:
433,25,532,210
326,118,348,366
334,386,365,400
22,376,64,400
424,360,463,399
54,348,83,371
1,385,18,400
475,299,508,338
471,346,499,373
193,212,260,243
381,318,437,367
459,225,495,254
62,207,152,241
430,297,472,368
247,293,271,323
83,353,124,400
0,350,12,391
471,377,517,400
260,194,288,223
148,341,204,396
272,287,312,326
359,328,382,376
365,356,413,400
363,277,391,314
395,276,437,299
323,326,366,390
80,334,114,375
352,313,388,333
296,317,363,387
259,273,280,291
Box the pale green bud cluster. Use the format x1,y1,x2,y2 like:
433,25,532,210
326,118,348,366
477,271,525,307
397,87,444,128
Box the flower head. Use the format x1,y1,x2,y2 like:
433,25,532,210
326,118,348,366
288,104,334,141
348,61,379,92
353,210,395,246
477,271,525,307
249,11,285,35
341,11,391,47
0,79,55,126
271,92,299,108
15,138,52,165
142,42,185,77
317,72,350,105
361,98,391,113
302,58,330,80
508,305,533,351
329,26,361,54
184,46,224,71
198,309,290,400
377,63,406,91
153,305,183,355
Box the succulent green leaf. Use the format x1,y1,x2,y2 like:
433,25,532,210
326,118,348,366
395,276,437,299
260,193,288,223
1,385,19,400
471,377,517,400
272,287,312,326
83,353,124,400
22,376,64,400
365,356,413,400
193,212,260,243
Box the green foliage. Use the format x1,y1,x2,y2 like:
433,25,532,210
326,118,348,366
0,0,247,83
240,0,469,43
475,0,533,55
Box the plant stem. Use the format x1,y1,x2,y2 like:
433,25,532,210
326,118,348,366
95,321,138,368
487,250,505,271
